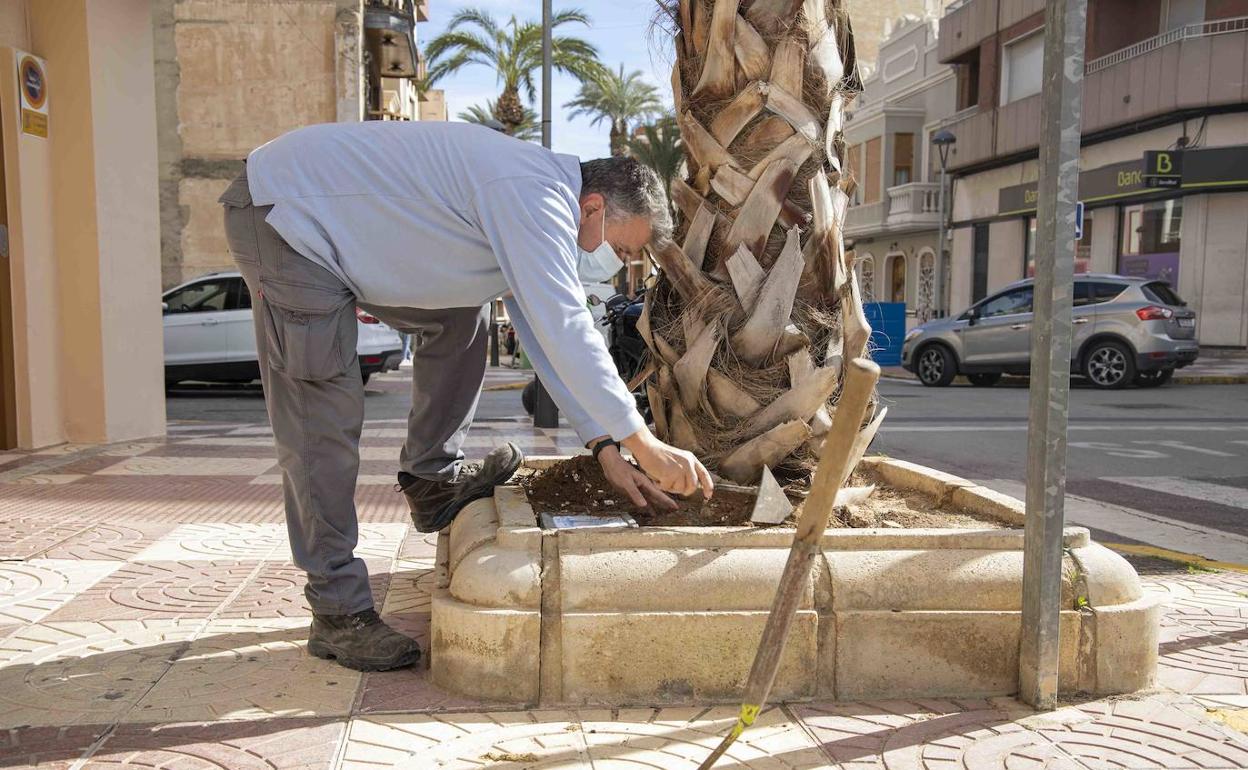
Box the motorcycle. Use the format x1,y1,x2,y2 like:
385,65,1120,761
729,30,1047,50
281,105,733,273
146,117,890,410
521,290,652,423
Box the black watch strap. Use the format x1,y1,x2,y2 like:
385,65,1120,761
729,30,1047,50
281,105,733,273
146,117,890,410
591,438,621,460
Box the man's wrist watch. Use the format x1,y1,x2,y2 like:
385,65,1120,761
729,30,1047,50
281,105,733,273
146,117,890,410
591,438,621,461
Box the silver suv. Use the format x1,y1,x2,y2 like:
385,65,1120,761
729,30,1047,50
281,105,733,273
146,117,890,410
901,274,1198,389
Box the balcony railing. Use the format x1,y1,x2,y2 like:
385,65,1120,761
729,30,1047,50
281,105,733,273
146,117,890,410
844,182,943,236
1086,15,1248,73
886,183,942,225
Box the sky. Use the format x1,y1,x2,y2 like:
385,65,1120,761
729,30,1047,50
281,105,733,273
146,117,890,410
417,0,676,160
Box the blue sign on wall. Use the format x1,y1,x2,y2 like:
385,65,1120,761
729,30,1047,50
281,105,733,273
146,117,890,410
864,302,906,366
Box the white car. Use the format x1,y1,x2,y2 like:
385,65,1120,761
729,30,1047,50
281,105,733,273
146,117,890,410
162,270,404,387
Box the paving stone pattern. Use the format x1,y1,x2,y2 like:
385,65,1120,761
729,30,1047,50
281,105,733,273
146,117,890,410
0,370,1245,767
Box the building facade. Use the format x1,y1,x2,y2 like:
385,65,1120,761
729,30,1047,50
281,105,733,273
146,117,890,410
937,0,1248,348
843,13,959,326
154,0,445,288
0,0,166,449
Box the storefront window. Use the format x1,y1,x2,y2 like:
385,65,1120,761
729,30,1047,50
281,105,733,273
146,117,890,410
1119,199,1181,287
1025,214,1092,277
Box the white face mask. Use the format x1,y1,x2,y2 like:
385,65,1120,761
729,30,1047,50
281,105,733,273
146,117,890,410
576,211,621,283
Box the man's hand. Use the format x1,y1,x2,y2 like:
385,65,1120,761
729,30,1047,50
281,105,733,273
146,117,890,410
621,427,714,500
596,445,678,511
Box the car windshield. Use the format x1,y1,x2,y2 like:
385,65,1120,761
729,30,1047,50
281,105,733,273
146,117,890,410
1142,281,1185,307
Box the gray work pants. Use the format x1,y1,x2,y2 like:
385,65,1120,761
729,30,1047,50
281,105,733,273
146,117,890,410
219,171,488,614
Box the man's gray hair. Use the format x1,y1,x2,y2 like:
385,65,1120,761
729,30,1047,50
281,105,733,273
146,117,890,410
580,157,673,245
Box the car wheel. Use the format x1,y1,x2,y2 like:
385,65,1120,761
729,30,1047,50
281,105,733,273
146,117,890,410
916,345,956,387
967,373,1002,387
521,379,536,415
1134,368,1174,388
1083,340,1136,389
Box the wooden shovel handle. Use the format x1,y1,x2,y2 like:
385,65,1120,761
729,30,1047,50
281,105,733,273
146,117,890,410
797,358,881,541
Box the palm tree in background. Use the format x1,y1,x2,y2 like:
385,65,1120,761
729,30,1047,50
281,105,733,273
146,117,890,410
566,64,664,156
625,116,683,203
425,7,604,135
458,100,542,142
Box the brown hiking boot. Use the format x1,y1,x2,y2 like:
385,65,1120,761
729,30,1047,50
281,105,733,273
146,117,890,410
397,443,523,533
307,609,421,672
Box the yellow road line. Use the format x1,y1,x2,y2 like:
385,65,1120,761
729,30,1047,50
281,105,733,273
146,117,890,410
1102,542,1248,574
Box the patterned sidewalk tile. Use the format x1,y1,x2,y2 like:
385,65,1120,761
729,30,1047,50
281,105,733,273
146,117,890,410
1032,694,1248,769
126,618,359,723
1145,578,1248,613
95,456,276,476
3,474,86,486
794,698,1082,770
340,706,830,769
0,620,199,728
40,519,182,561
218,559,392,619
132,523,288,561
44,561,261,622
0,560,121,624
397,528,439,559
85,718,344,769
580,706,831,768
0,724,107,769
380,559,437,616
0,518,93,560
250,473,397,486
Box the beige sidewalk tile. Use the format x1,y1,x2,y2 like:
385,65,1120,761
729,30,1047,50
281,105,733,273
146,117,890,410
219,560,392,619
580,706,831,768
44,561,259,622
5,474,86,486
0,620,199,728
96,456,276,477
133,523,287,561
88,717,344,769
339,710,592,769
796,698,1079,770
381,559,437,616
126,618,359,723
0,561,121,624
1032,693,1248,769
41,519,182,561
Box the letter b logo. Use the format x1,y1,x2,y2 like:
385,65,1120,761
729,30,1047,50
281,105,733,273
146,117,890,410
1156,153,1172,174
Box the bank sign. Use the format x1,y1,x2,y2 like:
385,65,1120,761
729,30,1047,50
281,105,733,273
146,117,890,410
998,146,1248,215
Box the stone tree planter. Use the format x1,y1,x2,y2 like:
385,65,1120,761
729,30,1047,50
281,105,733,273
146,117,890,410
429,457,1158,706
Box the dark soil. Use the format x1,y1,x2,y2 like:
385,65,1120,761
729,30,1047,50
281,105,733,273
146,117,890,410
519,455,1009,530
520,455,765,526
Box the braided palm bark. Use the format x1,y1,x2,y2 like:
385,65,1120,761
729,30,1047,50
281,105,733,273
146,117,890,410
643,0,883,485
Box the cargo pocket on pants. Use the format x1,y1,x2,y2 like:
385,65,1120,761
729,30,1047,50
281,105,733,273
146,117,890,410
261,299,357,382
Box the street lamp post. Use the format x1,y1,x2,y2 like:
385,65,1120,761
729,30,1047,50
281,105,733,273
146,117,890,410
531,0,560,428
931,129,956,318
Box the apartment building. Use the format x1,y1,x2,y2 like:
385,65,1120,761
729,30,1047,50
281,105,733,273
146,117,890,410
937,0,1248,348
154,0,445,288
843,14,959,325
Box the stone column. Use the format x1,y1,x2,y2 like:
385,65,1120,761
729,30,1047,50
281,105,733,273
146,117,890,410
22,0,166,444
335,0,364,122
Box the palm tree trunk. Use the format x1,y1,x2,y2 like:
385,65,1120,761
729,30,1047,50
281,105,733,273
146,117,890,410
495,88,527,134
643,0,881,486
609,120,627,157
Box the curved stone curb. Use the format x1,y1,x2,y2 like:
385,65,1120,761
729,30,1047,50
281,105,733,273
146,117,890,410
430,456,1158,707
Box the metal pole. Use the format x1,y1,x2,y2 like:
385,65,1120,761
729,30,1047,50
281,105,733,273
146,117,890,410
489,303,500,367
935,164,947,317
1020,0,1086,710
532,0,560,429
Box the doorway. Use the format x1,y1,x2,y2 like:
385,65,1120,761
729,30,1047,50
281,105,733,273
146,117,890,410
0,121,13,449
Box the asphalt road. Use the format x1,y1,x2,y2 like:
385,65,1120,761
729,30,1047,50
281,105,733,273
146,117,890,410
872,377,1248,565
167,372,1248,566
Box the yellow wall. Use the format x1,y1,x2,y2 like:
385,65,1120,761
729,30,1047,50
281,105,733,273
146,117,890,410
0,0,165,448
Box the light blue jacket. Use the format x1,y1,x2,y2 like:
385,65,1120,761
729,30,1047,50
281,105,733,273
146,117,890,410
247,121,642,443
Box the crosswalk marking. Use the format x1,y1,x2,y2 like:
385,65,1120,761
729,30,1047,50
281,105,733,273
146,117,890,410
1102,476,1248,510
